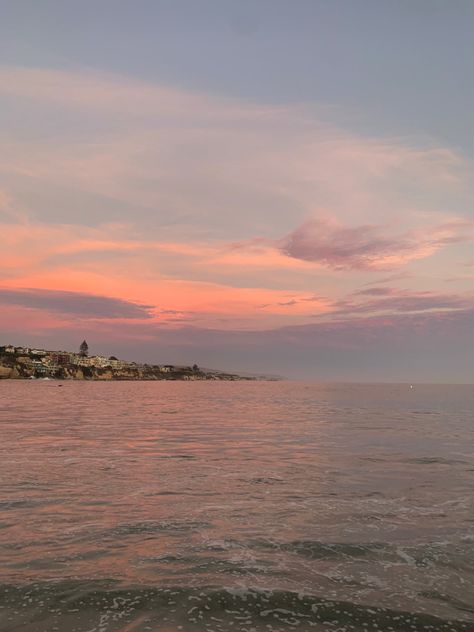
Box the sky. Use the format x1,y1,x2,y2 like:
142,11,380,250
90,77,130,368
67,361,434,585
1,0,474,380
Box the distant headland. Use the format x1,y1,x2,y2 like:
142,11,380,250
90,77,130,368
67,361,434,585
0,340,255,381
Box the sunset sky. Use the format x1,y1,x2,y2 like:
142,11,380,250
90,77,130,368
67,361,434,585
1,1,474,380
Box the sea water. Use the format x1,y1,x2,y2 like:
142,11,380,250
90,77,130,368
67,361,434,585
0,381,473,631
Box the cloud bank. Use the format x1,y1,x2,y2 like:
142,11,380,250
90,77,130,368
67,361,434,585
0,288,154,320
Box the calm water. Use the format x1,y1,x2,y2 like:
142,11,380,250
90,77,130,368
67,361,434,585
0,381,473,632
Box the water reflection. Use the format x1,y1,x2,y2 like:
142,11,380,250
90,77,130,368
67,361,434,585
0,381,473,626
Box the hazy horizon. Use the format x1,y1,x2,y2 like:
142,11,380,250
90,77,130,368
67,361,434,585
1,1,474,381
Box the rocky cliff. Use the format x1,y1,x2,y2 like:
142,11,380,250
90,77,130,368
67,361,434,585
0,356,251,381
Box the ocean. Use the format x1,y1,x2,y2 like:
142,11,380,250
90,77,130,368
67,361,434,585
0,381,473,631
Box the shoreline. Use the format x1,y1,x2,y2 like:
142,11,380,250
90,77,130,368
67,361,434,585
0,344,269,381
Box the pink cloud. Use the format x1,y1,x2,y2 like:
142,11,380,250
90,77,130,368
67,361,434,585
2,216,473,336
332,287,473,317
278,217,474,270
253,286,473,321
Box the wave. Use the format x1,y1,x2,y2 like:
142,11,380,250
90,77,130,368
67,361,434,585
217,537,469,569
0,581,472,632
106,519,213,537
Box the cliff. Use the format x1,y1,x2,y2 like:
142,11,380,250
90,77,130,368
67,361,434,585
0,354,252,381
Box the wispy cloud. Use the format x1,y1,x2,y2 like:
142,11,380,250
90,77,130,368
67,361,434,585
255,286,473,320
332,287,473,316
1,65,470,238
0,65,274,121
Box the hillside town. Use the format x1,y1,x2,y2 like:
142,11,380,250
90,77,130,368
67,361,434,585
0,341,252,381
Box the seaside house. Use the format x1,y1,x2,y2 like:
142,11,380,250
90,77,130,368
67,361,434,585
95,356,113,368
76,356,94,367
32,361,49,375
15,347,30,355
42,355,58,370
20,358,50,375
108,358,127,369
50,352,72,366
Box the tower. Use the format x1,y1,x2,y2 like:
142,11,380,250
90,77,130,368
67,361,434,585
79,340,89,357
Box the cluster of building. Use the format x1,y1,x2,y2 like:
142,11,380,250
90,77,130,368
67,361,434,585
0,343,177,376
0,341,255,381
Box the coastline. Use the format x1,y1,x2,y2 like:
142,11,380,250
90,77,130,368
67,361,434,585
0,344,255,381
0,363,254,381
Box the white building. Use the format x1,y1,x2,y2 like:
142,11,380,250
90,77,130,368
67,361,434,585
89,356,111,368
75,356,95,367
15,346,30,355
108,359,127,369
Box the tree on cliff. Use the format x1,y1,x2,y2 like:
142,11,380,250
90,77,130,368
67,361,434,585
79,340,89,357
